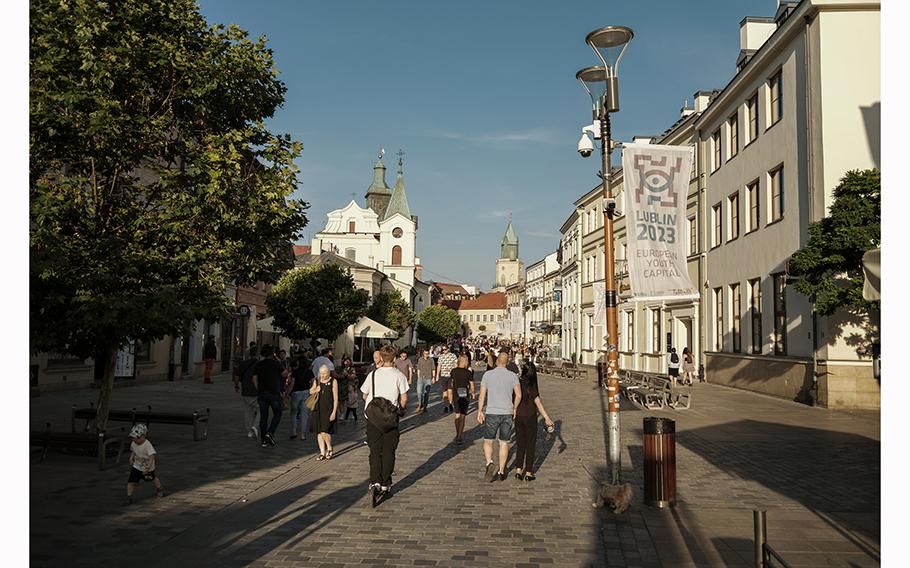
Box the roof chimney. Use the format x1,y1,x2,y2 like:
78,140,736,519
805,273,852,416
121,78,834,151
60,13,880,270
737,16,776,70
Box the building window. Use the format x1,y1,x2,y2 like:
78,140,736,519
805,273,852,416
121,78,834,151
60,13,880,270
345,248,356,261
727,113,738,158
714,287,723,351
349,220,356,233
651,308,661,354
728,192,739,240
747,180,760,232
773,273,787,355
391,245,402,265
747,93,759,143
712,203,722,248
712,129,721,172
770,166,784,222
625,311,634,351
750,278,762,354
769,69,782,125
392,227,403,238
731,283,741,353
586,314,594,350
688,215,697,256
135,340,152,362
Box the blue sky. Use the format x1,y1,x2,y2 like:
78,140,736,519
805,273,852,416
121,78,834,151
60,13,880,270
197,0,769,290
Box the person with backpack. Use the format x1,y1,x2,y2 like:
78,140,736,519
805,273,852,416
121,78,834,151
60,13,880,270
361,344,410,507
667,347,681,385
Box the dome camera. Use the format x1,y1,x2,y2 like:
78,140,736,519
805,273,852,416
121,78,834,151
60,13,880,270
577,132,594,158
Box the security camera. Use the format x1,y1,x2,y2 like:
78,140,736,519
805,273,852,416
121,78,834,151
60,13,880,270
577,132,594,158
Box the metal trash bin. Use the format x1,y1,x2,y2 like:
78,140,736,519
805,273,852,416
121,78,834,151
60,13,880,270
643,417,676,508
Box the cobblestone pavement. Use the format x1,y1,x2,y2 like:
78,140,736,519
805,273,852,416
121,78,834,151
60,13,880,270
30,368,879,567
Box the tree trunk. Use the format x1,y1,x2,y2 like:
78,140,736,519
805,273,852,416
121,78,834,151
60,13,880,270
94,340,119,433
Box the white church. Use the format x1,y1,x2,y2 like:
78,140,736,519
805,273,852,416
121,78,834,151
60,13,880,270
306,150,430,356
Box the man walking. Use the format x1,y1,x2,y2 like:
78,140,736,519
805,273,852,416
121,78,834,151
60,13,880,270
252,345,289,447
435,345,458,414
233,346,261,439
477,352,521,482
395,350,414,387
361,345,410,507
414,348,435,413
203,334,218,384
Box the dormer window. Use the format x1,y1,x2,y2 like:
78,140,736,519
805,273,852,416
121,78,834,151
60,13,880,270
349,220,356,232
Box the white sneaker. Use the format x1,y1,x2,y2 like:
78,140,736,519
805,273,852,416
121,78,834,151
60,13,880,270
247,429,254,438
251,426,259,439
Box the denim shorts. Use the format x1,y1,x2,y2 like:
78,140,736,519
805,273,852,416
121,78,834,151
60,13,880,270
483,414,513,441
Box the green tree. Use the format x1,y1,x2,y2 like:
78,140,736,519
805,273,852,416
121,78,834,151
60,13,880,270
266,264,368,341
790,169,880,316
417,304,461,344
366,290,416,336
30,0,307,431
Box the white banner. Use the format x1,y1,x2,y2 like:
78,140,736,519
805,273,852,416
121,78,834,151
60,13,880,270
510,307,523,334
593,281,606,325
622,144,698,300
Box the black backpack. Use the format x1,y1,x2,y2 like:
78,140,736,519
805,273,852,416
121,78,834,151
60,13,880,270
365,370,400,433
670,353,679,364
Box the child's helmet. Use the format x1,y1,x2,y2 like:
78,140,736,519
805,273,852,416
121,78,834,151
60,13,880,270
129,423,148,438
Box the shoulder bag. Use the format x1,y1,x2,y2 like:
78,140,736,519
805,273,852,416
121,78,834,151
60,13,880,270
365,370,400,433
305,383,320,412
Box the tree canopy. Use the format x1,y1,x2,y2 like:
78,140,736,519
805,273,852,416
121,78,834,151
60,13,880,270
366,289,416,336
416,304,461,344
30,0,307,428
266,264,369,341
790,169,880,316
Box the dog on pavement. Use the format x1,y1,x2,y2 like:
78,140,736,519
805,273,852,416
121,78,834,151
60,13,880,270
592,482,633,513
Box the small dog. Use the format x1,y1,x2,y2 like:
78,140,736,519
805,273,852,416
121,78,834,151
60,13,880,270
592,482,633,514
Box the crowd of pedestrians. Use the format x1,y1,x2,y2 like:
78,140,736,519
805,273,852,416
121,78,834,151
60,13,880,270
230,336,558,507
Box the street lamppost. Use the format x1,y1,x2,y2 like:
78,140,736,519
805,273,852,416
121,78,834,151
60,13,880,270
576,25,633,486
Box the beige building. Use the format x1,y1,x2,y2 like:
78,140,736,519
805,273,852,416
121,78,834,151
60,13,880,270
695,0,880,408
558,210,582,362
457,292,508,337
525,252,561,354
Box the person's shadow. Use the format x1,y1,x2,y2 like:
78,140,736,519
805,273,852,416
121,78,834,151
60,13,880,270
386,423,485,499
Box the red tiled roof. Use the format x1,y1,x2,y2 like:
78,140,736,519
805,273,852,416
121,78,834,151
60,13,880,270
458,292,506,311
433,282,470,295
292,245,311,256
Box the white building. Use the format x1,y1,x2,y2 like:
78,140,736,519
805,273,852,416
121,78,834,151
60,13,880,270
525,252,560,354
695,0,879,408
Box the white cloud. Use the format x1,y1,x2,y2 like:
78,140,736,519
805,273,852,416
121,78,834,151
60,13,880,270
427,127,563,146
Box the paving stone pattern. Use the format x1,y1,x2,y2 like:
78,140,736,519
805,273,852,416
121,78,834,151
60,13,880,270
30,368,879,567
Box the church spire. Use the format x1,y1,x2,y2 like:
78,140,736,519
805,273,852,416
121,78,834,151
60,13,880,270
384,149,412,220
365,147,392,218
500,217,519,260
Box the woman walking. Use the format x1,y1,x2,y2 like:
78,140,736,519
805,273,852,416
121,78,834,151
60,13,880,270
309,365,339,460
681,347,696,386
513,362,555,481
449,355,476,444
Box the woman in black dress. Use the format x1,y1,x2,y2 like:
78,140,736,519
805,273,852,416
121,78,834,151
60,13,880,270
513,362,555,481
309,364,339,460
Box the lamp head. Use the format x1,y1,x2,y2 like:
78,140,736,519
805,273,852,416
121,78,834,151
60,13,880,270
585,26,634,73
576,66,609,119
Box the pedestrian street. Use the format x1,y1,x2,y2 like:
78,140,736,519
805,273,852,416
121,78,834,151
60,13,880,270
30,371,879,567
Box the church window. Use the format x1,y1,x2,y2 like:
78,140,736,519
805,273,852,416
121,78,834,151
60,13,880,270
392,227,403,238
345,248,356,261
349,220,356,233
392,245,402,265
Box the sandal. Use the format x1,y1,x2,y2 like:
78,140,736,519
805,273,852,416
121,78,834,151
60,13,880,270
326,450,333,460
525,473,536,481
316,454,326,461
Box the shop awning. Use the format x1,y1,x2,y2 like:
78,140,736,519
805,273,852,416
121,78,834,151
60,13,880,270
352,316,398,339
862,248,880,301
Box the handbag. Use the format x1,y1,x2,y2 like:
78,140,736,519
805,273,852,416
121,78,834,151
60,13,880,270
305,386,320,412
365,370,400,433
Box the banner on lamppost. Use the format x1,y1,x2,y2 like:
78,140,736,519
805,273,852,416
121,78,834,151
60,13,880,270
509,307,523,334
593,281,606,325
622,143,698,300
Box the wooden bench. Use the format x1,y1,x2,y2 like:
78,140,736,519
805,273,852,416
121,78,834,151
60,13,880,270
32,423,127,470
72,405,210,441
621,372,692,410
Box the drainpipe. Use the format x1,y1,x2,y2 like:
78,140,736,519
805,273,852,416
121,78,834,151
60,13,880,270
804,12,820,406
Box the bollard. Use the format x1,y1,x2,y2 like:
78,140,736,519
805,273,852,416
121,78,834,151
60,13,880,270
753,510,767,567
642,417,676,508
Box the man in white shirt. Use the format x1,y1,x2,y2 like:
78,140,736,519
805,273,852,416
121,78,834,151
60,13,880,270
361,344,409,506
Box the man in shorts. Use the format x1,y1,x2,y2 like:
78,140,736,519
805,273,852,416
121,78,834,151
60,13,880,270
477,352,521,482
449,354,476,444
434,345,458,414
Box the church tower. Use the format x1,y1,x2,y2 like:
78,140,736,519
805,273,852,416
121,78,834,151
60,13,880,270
494,217,524,291
365,149,393,220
